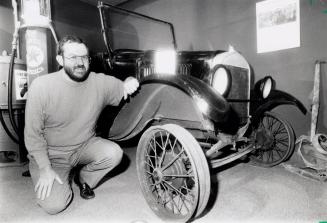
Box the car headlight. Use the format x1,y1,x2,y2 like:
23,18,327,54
261,77,272,98
255,76,275,99
261,76,275,99
154,49,177,75
211,65,231,96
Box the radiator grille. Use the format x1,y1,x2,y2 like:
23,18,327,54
177,64,192,75
226,66,250,125
138,63,191,78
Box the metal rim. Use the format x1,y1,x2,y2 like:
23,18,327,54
250,111,295,167
136,125,200,222
163,124,211,218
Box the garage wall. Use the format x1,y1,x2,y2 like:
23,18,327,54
125,0,327,137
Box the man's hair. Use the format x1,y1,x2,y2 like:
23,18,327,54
57,35,88,55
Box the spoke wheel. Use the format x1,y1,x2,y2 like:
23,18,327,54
250,112,295,167
136,124,209,222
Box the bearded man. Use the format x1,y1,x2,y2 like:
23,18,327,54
24,35,139,214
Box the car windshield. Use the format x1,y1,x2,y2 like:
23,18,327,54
99,3,176,51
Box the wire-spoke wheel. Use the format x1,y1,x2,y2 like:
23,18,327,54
250,112,295,167
136,124,209,222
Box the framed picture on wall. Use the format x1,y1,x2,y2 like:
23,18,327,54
256,0,300,53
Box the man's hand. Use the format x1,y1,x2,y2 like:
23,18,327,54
123,77,139,100
35,166,63,200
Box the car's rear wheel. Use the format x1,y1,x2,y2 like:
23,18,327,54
136,124,210,222
250,112,295,167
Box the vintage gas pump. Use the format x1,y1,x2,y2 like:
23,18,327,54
0,0,57,166
20,0,57,85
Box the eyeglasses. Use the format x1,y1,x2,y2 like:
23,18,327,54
63,55,90,63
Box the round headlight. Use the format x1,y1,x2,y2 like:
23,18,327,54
261,76,273,99
212,66,230,96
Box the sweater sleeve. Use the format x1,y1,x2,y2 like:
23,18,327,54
99,74,124,106
24,79,50,169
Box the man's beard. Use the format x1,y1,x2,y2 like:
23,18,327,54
63,64,90,82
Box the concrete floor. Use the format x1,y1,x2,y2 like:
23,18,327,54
0,146,326,223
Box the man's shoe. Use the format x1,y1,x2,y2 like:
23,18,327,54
79,183,95,199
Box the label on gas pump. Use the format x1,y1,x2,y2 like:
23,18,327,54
14,69,28,100
25,29,48,87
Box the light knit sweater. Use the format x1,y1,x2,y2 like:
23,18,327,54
24,69,124,169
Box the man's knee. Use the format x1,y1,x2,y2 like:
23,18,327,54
102,143,123,168
37,191,72,215
38,201,66,215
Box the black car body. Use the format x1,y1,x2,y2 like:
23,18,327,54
94,2,307,222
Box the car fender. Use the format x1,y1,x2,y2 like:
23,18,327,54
141,74,230,122
251,89,307,125
108,74,230,141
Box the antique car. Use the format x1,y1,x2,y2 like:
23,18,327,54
94,2,307,222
